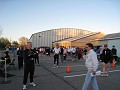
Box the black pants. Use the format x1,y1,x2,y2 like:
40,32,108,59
23,61,35,85
54,54,59,65
34,56,39,64
78,54,82,60
18,56,23,69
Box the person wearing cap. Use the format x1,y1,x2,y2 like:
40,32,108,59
53,44,60,68
101,44,113,77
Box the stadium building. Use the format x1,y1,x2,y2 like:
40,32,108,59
29,28,93,48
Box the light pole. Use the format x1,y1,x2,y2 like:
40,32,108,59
39,36,41,48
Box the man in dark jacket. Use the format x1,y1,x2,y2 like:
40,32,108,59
101,44,113,77
111,45,117,61
23,42,36,90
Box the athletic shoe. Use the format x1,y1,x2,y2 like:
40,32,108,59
30,82,36,87
23,85,27,90
56,65,59,68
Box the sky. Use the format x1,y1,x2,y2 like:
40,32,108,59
0,0,120,41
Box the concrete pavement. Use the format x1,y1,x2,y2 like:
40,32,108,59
0,53,120,90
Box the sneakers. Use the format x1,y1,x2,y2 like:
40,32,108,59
23,82,36,89
56,65,59,68
30,82,36,87
54,64,56,67
53,64,59,68
105,74,109,77
23,85,27,90
101,73,109,77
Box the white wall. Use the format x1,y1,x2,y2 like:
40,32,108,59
108,39,120,57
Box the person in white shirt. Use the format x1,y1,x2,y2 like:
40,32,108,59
53,45,60,68
82,43,99,90
67,46,71,56
71,46,76,61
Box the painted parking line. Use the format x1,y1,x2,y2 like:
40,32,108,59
109,69,120,72
64,74,87,78
64,69,120,78
52,63,102,68
51,65,85,68
39,59,50,60
59,65,85,68
43,62,53,64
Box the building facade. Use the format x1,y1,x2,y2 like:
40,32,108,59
91,33,120,57
29,28,92,48
53,32,105,47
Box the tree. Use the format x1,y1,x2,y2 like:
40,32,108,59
19,37,28,46
12,41,19,46
0,37,11,49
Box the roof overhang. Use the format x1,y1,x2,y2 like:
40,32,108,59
91,37,120,42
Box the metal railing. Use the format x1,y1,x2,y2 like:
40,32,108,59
0,58,7,82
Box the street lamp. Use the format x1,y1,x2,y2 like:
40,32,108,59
39,36,41,47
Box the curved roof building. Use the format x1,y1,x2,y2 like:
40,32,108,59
29,28,92,48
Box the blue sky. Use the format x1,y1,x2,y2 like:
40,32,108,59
0,0,120,41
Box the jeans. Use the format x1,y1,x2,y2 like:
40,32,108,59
82,68,99,90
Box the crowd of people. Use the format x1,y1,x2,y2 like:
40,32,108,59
0,42,119,90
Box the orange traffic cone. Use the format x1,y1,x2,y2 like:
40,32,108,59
66,64,71,73
111,60,115,67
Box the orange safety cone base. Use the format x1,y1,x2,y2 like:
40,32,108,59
111,60,115,67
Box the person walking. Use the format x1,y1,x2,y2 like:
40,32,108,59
82,43,99,90
63,47,67,60
101,44,113,77
67,46,71,56
23,42,36,90
53,45,60,68
71,46,76,61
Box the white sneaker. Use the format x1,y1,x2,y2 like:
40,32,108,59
105,73,109,77
101,72,107,77
101,74,104,77
54,64,56,67
56,65,59,68
30,82,36,87
23,85,27,90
